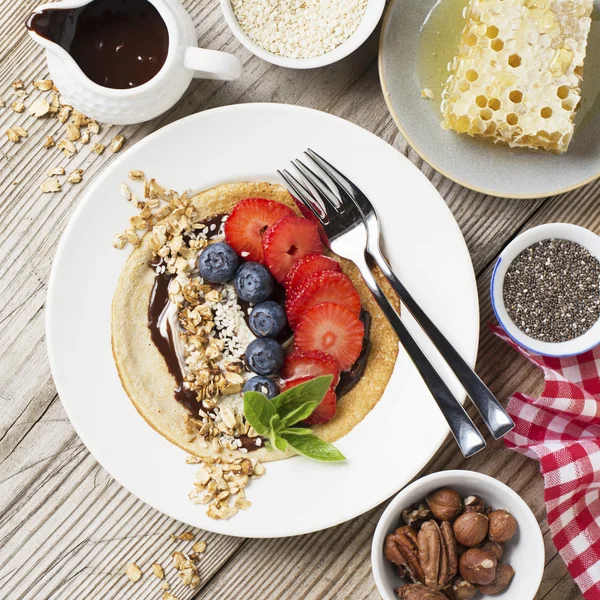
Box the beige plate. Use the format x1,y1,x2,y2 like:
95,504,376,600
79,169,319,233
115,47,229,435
379,0,600,199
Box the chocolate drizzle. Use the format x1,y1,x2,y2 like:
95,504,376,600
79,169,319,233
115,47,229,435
147,258,198,414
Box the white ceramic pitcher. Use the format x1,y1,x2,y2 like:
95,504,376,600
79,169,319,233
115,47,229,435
27,0,243,124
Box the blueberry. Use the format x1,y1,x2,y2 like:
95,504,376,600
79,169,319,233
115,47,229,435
234,262,274,303
243,375,279,399
198,242,238,283
245,338,284,375
249,301,287,338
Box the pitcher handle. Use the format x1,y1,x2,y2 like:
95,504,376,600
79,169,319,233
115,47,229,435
184,47,242,81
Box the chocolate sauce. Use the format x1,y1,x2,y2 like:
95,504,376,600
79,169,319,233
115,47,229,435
27,0,168,89
237,434,264,451
148,258,198,414
336,310,371,397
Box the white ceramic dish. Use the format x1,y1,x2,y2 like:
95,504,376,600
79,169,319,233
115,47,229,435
28,0,242,124
46,103,479,538
379,0,600,198
220,0,386,69
491,223,600,357
372,470,545,600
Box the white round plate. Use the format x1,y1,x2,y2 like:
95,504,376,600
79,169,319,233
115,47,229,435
46,103,479,538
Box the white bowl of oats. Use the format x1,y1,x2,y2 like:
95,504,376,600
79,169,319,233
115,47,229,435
221,0,385,68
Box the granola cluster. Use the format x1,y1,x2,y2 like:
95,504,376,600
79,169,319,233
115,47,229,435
188,454,266,520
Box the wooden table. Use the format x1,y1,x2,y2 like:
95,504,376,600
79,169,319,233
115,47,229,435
0,0,592,598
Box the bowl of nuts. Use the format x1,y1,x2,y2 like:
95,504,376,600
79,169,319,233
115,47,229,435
371,470,544,600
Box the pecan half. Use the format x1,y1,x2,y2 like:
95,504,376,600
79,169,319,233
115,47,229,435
395,583,447,599
417,520,458,590
385,526,425,584
440,521,458,587
418,521,444,589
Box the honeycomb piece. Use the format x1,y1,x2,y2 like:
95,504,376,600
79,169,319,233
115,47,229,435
441,0,593,153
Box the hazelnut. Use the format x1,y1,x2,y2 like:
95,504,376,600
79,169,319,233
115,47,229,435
462,495,485,514
445,576,477,600
426,487,462,521
488,509,517,543
478,563,515,594
479,539,504,561
459,548,497,585
453,512,488,547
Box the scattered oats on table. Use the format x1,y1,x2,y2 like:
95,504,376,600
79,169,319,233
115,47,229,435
40,177,61,193
67,169,84,184
47,166,65,177
152,562,165,579
111,134,126,152
125,562,142,582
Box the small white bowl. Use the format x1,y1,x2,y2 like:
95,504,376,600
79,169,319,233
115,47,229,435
491,223,600,357
220,0,386,69
371,470,544,600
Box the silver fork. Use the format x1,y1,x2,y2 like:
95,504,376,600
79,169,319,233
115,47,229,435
304,149,514,440
278,165,487,457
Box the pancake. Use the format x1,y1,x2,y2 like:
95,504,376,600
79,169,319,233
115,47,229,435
111,181,399,462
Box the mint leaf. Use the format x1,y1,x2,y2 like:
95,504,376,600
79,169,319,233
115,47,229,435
280,429,346,462
271,375,333,427
271,433,288,453
268,415,288,452
243,391,276,437
270,414,281,433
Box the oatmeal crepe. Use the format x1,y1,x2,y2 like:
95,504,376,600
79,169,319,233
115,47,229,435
112,181,398,462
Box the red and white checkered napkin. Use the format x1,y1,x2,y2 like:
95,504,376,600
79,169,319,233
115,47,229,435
492,324,600,599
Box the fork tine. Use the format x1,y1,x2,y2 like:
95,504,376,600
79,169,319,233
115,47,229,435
293,159,341,214
277,169,326,224
305,148,356,197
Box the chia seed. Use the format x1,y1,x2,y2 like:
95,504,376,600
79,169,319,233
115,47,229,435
502,238,600,343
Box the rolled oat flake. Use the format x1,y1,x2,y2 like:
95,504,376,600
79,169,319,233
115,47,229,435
503,239,600,343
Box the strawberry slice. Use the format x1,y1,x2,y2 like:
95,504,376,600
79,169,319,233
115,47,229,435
282,376,337,425
280,350,341,386
294,303,364,371
292,196,329,246
284,254,342,292
224,198,295,263
263,216,323,282
286,270,361,329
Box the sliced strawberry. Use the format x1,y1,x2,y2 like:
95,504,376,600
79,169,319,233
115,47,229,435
282,376,337,425
286,270,361,329
292,196,330,246
284,254,342,292
263,216,323,282
294,303,364,371
280,350,341,386
224,198,295,263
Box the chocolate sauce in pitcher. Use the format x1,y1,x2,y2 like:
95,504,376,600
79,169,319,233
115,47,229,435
27,0,169,89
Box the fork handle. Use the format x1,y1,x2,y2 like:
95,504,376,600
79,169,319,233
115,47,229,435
368,247,514,439
354,254,486,458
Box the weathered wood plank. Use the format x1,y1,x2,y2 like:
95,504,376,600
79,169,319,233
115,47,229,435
0,0,591,597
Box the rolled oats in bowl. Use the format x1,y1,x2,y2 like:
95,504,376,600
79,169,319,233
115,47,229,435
231,0,368,59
